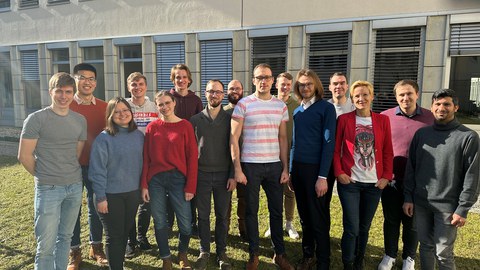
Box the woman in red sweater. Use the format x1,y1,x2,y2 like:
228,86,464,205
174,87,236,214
140,91,198,269
333,81,393,270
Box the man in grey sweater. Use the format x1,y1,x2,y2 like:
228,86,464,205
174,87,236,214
190,79,236,270
403,88,480,270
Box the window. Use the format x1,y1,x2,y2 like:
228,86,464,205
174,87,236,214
0,52,13,108
83,46,105,101
119,45,142,97
308,31,350,99
51,48,70,74
0,0,10,10
200,39,232,104
47,0,69,4
251,35,287,96
21,50,41,111
19,0,38,8
449,23,480,120
372,27,423,112
156,42,185,90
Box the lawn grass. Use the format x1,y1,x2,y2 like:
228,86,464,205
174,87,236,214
1,155,479,269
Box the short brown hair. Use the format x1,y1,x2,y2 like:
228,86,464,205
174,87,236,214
127,72,147,85
49,72,76,92
277,72,293,81
154,90,176,105
393,79,419,95
293,69,324,101
170,64,192,87
253,63,272,75
105,97,137,136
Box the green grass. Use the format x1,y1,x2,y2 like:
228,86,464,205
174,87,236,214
1,155,480,269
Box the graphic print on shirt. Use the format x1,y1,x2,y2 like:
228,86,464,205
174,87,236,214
132,111,158,129
355,123,374,171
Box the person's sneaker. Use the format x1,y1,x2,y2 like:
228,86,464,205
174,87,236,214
194,252,210,270
162,257,173,270
138,239,152,251
217,252,232,270
67,247,82,270
285,223,299,240
273,253,294,270
124,242,136,259
296,257,316,270
89,243,108,267
246,253,259,270
264,227,271,237
378,255,395,270
178,252,192,269
402,256,415,270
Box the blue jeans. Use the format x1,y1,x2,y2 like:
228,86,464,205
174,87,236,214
149,170,191,258
415,204,458,270
242,162,285,255
34,182,82,270
337,181,382,264
72,166,103,247
196,170,231,254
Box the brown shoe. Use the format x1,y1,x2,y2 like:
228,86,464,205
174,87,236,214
273,253,294,270
296,257,316,270
89,243,108,267
67,248,82,270
162,257,173,270
178,252,192,269
246,253,259,270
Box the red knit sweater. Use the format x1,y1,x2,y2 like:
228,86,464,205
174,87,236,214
140,119,198,194
69,99,108,166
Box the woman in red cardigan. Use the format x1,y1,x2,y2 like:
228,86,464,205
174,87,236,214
333,81,393,270
140,91,198,270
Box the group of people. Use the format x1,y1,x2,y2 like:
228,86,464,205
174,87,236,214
18,61,479,270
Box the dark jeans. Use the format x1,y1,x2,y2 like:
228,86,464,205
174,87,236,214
72,166,103,247
149,170,191,258
337,181,382,264
128,202,151,244
291,161,334,270
196,170,232,254
97,190,140,270
381,184,418,259
242,162,285,255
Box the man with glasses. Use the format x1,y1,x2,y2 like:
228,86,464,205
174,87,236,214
230,63,294,270
224,79,248,241
190,80,236,270
125,72,159,258
19,73,87,270
68,63,108,270
264,72,300,240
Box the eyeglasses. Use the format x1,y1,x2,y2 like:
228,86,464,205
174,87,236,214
76,75,97,83
298,82,314,89
113,109,131,115
205,90,224,96
254,76,273,81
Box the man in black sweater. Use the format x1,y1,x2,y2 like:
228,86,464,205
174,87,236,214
403,89,480,270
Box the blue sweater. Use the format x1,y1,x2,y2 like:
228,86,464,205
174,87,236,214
290,99,337,178
89,127,144,202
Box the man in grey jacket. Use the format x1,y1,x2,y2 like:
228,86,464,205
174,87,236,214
403,88,480,270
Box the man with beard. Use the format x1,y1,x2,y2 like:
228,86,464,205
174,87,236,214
190,80,236,270
224,79,248,241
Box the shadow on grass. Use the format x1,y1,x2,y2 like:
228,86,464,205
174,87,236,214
0,155,17,167
0,243,35,270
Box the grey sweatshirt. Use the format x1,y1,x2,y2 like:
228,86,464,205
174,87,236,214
404,118,480,218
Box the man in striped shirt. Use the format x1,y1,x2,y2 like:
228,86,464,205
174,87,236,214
230,63,294,270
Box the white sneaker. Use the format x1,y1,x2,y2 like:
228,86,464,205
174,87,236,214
402,257,415,270
264,227,271,237
378,255,395,270
285,223,299,239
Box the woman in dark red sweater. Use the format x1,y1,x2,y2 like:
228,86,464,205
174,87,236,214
333,81,393,270
140,91,198,269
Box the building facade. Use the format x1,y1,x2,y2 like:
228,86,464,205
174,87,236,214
0,0,479,127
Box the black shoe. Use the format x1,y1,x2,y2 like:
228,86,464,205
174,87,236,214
138,239,152,251
125,242,136,259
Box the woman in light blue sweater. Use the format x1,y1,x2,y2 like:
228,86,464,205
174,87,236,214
89,97,144,270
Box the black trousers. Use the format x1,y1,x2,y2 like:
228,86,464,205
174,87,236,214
381,183,418,259
291,161,335,270
128,201,151,244
98,190,140,270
